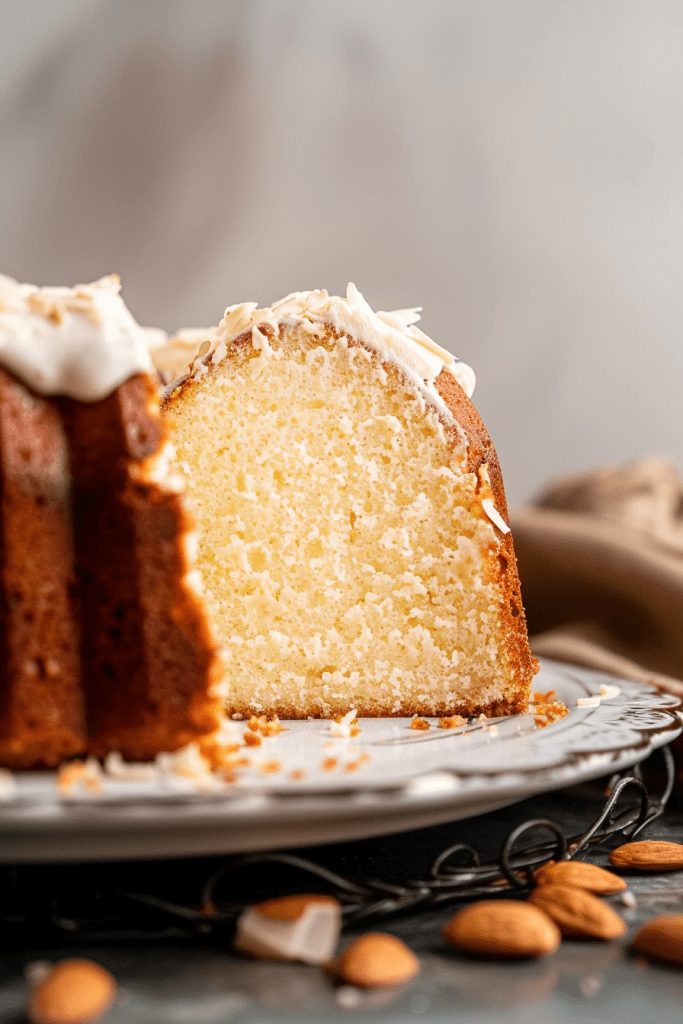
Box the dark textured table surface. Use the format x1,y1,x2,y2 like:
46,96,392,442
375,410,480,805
2,753,683,1023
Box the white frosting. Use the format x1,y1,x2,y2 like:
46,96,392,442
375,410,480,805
190,284,476,413
0,273,154,401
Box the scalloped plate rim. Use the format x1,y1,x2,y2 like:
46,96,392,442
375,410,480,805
0,659,681,862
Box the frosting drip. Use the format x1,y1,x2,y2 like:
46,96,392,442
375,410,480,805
0,274,154,401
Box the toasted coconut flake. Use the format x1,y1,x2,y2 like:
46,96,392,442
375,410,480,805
438,715,466,730
482,497,510,535
330,709,357,738
0,768,16,801
533,699,570,727
56,757,103,796
103,752,157,782
155,743,215,790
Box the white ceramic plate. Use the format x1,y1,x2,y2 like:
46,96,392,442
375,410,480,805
1,659,681,862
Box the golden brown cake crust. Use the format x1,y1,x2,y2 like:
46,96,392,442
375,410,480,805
433,367,538,710
57,374,224,763
236,691,531,721
165,322,538,721
0,369,85,769
0,371,225,769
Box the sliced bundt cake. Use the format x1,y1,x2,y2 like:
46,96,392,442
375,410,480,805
162,285,537,719
0,274,225,769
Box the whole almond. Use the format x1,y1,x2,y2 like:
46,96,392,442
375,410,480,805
443,900,560,958
28,959,116,1024
609,841,683,872
336,933,420,987
529,884,626,940
254,894,340,921
533,860,626,894
631,915,683,966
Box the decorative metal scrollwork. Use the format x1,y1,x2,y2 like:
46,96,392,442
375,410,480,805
1,746,675,938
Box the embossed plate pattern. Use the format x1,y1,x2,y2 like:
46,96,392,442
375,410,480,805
1,660,681,862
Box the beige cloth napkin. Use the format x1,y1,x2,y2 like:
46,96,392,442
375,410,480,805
511,457,683,697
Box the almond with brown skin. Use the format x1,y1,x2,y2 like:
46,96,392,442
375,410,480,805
533,860,626,894
631,915,683,966
609,841,683,872
529,884,626,940
28,959,116,1024
336,933,420,987
443,900,561,958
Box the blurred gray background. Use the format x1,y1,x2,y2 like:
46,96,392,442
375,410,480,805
1,0,682,504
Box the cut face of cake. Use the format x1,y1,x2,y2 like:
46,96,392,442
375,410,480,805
162,286,537,719
0,274,225,768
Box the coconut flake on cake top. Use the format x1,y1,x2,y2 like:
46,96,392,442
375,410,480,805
191,284,476,402
0,273,154,401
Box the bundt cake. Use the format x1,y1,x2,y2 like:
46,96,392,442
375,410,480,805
0,274,225,769
162,285,537,720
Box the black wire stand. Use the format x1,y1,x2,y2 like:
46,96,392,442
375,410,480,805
1,745,672,945
140,745,675,930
